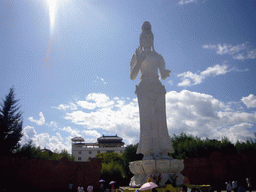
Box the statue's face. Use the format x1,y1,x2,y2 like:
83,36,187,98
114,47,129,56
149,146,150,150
140,34,153,49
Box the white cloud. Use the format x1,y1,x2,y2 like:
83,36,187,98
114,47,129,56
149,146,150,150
96,76,107,84
201,64,229,76
177,64,231,87
77,93,115,110
93,76,107,85
178,0,198,5
49,121,58,128
177,78,191,87
218,123,254,143
21,126,36,141
165,90,256,142
63,91,256,145
242,94,256,108
56,132,63,141
65,100,139,130
64,94,140,144
77,100,96,110
87,93,115,108
178,71,204,86
82,130,101,138
60,126,81,137
22,92,256,151
203,42,256,60
20,126,70,152
247,49,256,59
52,103,78,111
28,112,45,126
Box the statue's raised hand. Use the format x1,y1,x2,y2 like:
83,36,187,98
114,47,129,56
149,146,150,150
161,69,171,80
135,48,146,64
130,47,146,80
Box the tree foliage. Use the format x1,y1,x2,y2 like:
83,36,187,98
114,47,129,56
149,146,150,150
95,145,142,181
0,87,23,156
14,141,74,161
170,132,256,159
123,144,143,163
96,151,124,165
101,161,125,177
92,133,256,184
122,144,143,178
96,152,125,183
235,139,256,154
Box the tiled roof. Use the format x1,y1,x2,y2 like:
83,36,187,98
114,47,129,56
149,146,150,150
98,135,123,140
97,135,124,144
71,137,85,142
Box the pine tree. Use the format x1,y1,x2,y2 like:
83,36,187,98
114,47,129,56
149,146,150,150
0,87,23,156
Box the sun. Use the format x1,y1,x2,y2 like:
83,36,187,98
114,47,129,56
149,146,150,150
46,0,58,34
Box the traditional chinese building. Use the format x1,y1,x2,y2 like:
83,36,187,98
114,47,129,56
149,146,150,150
71,135,125,161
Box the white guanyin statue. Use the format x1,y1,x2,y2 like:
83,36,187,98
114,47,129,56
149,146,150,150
130,21,174,160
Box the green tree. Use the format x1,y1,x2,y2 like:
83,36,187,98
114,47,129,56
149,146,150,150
14,141,41,159
170,133,201,159
59,149,75,161
123,144,143,163
14,141,75,161
220,137,236,155
101,161,125,178
96,152,125,182
0,87,23,156
170,133,232,159
96,151,124,165
122,144,143,178
235,139,256,154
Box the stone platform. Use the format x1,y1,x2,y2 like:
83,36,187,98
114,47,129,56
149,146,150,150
129,159,184,187
120,184,181,192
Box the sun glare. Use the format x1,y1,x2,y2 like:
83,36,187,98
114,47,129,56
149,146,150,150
47,0,58,34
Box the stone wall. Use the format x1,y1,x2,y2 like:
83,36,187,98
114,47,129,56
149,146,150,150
1,152,255,191
181,151,256,188
0,157,102,192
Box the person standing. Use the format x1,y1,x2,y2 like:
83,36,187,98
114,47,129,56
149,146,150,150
238,182,245,192
225,181,232,192
100,182,104,192
232,181,238,192
78,184,84,192
69,182,73,192
182,185,188,192
246,178,252,192
87,183,93,192
111,184,115,192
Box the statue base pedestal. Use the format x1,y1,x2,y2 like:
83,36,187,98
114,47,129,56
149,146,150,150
120,184,182,192
129,159,185,187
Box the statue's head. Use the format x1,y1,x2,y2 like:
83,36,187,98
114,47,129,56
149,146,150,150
140,21,154,50
142,21,151,31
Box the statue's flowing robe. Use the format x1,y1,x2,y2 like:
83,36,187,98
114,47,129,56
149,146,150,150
131,51,174,159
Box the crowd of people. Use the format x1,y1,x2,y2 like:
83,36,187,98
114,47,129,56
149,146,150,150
225,178,252,192
67,177,253,192
68,182,94,192
67,181,117,192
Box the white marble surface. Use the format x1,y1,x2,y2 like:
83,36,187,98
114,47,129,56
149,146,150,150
129,159,184,187
130,21,174,160
129,22,184,187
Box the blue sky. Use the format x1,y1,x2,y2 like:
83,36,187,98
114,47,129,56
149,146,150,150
1,0,256,153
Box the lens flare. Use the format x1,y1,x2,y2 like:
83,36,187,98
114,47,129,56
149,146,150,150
47,0,58,34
